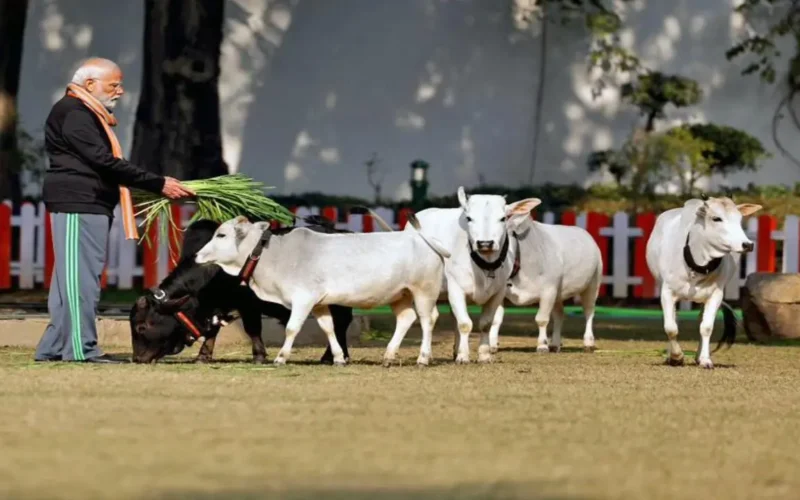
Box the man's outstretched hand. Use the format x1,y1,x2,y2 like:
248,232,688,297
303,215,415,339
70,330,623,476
162,176,195,200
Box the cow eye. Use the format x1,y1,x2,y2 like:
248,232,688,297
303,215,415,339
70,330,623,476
215,233,225,238
465,216,473,222
500,216,507,222
711,217,722,222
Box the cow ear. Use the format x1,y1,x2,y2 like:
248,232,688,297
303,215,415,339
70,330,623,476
506,198,541,217
457,186,469,210
737,203,763,217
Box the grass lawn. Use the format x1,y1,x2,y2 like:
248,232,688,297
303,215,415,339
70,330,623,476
1,313,799,499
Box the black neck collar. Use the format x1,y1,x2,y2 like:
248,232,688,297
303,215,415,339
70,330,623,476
683,233,722,275
470,234,510,274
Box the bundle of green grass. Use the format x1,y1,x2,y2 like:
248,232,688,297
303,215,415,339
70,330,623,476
132,173,295,244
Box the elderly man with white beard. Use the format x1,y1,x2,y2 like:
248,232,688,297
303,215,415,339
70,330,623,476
34,57,195,363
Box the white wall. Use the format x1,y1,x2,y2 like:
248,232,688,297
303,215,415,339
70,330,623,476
16,0,800,200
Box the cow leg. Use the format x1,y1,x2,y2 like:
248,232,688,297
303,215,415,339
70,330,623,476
312,305,347,366
413,293,437,366
535,291,557,353
696,289,723,369
488,305,504,354
274,299,314,365
580,283,599,352
660,286,683,366
323,305,353,364
477,292,505,363
240,308,267,364
195,335,217,363
448,286,473,364
549,301,564,353
383,295,418,367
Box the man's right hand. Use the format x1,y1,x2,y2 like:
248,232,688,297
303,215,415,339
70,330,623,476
161,177,195,200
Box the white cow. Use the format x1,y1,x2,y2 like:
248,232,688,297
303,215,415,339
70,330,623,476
381,187,541,365
490,210,603,353
646,197,761,369
194,215,451,366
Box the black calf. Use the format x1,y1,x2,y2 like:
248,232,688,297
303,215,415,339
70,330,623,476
129,218,353,364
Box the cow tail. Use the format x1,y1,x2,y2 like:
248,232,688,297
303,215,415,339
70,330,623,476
352,206,394,232
713,300,738,353
407,214,451,260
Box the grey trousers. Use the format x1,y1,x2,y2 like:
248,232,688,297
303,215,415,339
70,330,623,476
35,212,110,361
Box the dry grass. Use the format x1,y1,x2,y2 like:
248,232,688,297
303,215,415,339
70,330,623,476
1,314,800,500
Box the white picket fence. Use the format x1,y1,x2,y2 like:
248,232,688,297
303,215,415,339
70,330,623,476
3,201,799,302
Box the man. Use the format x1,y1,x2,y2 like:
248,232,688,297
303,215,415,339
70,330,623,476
34,57,195,364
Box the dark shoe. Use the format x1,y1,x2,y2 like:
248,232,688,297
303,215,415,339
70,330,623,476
34,357,61,363
84,355,125,364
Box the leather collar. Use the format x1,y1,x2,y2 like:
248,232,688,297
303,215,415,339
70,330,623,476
683,233,722,275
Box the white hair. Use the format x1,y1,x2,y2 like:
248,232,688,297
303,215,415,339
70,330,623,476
70,58,119,85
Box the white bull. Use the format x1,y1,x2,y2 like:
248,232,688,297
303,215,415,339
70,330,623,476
194,215,451,366
381,187,540,365
490,211,603,353
646,197,761,369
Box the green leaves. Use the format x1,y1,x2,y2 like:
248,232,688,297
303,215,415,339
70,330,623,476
620,72,702,119
132,174,296,247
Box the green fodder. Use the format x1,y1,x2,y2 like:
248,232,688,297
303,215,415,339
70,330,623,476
132,173,296,246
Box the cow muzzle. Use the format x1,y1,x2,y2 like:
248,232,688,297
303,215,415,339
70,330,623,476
742,241,754,253
476,240,495,253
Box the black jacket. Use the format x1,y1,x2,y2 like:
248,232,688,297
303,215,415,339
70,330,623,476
42,95,165,217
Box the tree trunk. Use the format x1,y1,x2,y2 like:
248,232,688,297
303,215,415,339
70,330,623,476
129,0,228,180
0,0,28,203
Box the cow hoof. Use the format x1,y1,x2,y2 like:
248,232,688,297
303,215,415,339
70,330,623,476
489,345,499,354
583,345,597,353
253,356,267,365
536,345,549,354
548,345,562,353
273,357,287,366
194,357,212,364
455,355,470,365
382,358,402,368
333,359,347,367
697,358,714,369
665,356,685,367
477,353,494,364
416,355,430,367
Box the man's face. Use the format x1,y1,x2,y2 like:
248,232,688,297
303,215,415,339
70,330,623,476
85,66,124,111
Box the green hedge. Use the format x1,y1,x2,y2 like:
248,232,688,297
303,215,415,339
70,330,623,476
274,183,800,218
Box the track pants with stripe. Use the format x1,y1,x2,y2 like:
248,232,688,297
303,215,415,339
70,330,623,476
35,213,110,361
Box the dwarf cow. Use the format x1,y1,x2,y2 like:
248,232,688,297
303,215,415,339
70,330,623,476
195,215,451,366
130,218,353,364
646,197,761,368
490,209,603,353
382,187,540,364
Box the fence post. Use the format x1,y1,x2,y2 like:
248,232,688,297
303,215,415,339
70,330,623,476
633,212,657,298
397,208,412,229
0,202,11,289
599,212,643,298
561,211,576,226
143,222,159,289
585,212,611,297
321,206,338,227
780,215,800,273
757,214,777,272
542,211,555,225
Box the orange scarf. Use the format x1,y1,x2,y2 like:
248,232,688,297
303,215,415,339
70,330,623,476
66,83,138,240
